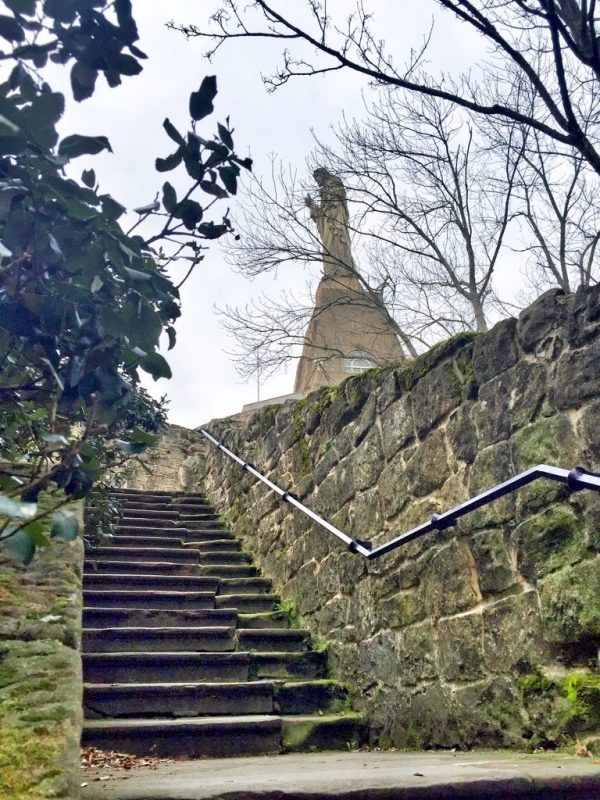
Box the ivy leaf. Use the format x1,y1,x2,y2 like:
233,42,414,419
0,494,37,520
58,134,112,159
189,75,217,121
51,511,79,541
0,526,36,564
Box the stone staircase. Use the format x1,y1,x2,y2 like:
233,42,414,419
81,487,366,758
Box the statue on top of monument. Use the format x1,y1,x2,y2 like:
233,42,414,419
305,168,356,280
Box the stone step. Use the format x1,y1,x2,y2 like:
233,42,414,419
215,594,279,613
111,489,205,501
218,577,272,595
237,612,289,629
237,629,309,653
189,539,242,553
82,651,327,683
82,715,282,758
83,679,348,719
182,530,236,542
115,526,234,541
282,714,367,753
197,550,249,564
203,564,259,579
83,590,215,610
103,534,187,548
84,560,200,576
82,626,235,653
82,607,236,629
122,502,212,514
86,546,199,564
83,573,220,592
119,509,179,520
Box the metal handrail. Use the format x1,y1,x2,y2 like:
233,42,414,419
199,427,600,560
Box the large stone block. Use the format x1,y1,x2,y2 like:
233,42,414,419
378,459,411,520
482,590,548,673
539,559,600,644
447,405,478,464
351,427,384,491
410,360,462,438
405,428,452,497
516,288,568,353
437,613,486,681
380,397,415,461
511,504,585,581
420,538,480,617
470,528,519,595
472,317,518,383
555,339,600,410
468,442,516,529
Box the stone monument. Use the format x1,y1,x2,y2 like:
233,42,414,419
294,168,406,394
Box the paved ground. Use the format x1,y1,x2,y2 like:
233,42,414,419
81,750,600,799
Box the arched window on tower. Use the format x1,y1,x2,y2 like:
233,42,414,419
344,350,377,374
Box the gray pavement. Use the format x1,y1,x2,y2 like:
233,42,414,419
81,750,600,799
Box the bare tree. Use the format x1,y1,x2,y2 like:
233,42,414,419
173,1,600,178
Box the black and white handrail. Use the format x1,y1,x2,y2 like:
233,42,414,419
199,427,600,561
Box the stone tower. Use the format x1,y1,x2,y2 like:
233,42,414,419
294,169,405,394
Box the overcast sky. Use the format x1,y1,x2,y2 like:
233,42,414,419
50,1,489,428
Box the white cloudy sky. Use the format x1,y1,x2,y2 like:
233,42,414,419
50,1,490,427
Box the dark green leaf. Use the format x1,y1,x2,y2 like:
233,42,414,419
174,198,203,229
115,53,142,76
130,427,155,446
5,0,36,14
81,168,96,188
50,511,79,541
124,266,152,282
166,325,176,350
0,15,24,42
70,61,98,102
0,526,36,564
20,91,64,131
140,352,172,380
163,118,185,146
217,122,233,150
155,150,183,172
100,194,126,221
200,179,228,199
59,134,112,159
219,165,238,195
189,75,217,121
162,182,177,213
40,432,68,446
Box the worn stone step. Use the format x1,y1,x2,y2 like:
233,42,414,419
218,577,271,596
122,502,212,514
83,590,215,610
119,517,178,529
82,715,282,758
83,651,327,683
190,539,242,553
282,713,367,752
86,546,198,564
85,560,200,576
215,594,279,613
183,530,236,542
197,550,249,564
111,489,204,501
237,629,309,653
82,626,235,653
83,652,252,683
83,573,220,592
102,534,187,548
84,681,276,718
83,679,348,719
237,612,289,630
82,607,236,629
203,564,259,579
119,508,179,520
114,524,190,538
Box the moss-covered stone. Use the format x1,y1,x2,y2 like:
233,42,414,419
539,559,600,644
512,504,585,581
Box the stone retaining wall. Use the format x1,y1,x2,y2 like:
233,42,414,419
0,504,84,799
200,287,600,751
